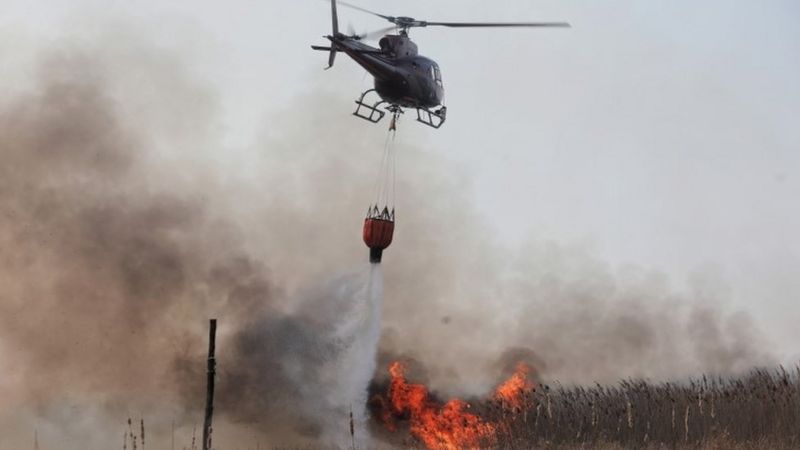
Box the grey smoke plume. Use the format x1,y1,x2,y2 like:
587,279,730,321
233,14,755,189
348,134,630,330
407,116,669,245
0,33,773,449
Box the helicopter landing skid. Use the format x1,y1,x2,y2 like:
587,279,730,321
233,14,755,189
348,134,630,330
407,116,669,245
353,90,446,130
353,89,386,124
416,106,447,129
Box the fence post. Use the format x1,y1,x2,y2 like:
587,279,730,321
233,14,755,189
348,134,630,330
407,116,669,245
202,319,217,450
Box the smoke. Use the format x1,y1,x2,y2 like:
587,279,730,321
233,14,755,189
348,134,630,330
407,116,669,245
201,265,383,446
0,42,263,447
0,38,390,448
0,28,775,449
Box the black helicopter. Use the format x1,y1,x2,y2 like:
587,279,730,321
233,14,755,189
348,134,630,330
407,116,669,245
312,0,569,129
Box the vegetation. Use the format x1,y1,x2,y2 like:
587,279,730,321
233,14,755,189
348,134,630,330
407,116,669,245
478,367,800,449
115,365,800,449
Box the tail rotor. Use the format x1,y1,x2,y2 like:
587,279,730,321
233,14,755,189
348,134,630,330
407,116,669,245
326,0,340,69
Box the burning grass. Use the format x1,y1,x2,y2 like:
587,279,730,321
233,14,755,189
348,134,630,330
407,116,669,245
371,362,800,449
376,361,498,449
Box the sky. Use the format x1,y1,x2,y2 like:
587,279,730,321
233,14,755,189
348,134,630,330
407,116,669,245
1,0,798,352
1,2,799,448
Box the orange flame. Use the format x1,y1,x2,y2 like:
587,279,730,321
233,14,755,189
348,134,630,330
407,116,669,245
378,361,535,450
492,362,535,411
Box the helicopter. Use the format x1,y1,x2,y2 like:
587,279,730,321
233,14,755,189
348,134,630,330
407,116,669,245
312,0,569,129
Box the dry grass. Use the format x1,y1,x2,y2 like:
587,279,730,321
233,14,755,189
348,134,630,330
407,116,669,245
476,366,800,449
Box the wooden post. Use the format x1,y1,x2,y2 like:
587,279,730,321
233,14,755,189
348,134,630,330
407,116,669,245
349,405,356,450
202,319,217,450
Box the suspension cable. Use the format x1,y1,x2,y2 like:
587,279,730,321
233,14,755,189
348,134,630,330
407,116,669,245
391,123,398,210
373,129,392,207
370,110,401,217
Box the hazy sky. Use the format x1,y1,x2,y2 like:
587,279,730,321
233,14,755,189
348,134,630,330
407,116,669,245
2,0,798,354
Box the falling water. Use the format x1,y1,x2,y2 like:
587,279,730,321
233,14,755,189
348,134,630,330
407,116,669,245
287,263,384,447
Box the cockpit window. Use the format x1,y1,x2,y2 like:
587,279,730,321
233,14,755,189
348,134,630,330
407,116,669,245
431,64,443,86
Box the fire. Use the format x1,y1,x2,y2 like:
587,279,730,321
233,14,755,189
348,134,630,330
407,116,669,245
376,361,535,450
492,362,535,411
382,362,496,449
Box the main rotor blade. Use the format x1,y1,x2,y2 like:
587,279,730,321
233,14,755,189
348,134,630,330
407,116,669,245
337,1,394,22
425,21,571,28
359,26,397,41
